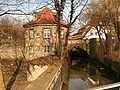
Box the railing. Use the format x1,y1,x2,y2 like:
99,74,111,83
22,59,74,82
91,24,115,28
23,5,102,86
86,82,120,90
47,65,62,90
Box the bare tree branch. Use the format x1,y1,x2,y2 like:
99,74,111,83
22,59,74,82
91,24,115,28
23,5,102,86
70,0,89,25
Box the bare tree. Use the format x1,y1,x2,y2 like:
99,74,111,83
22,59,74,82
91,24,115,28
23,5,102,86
0,16,26,90
104,0,120,50
53,0,89,59
79,0,120,63
0,62,5,90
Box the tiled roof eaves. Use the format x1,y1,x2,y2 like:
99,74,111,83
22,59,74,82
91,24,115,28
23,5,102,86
23,21,67,28
23,22,58,27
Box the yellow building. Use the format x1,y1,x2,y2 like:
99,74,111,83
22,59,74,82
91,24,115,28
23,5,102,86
24,7,67,60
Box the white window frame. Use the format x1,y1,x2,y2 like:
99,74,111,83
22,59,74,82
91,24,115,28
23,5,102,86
43,28,50,38
44,46,50,53
29,28,34,39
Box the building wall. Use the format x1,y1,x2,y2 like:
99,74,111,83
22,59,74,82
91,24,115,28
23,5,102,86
68,39,89,51
25,24,67,60
84,27,106,40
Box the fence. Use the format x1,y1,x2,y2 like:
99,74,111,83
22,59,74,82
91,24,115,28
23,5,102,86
86,82,120,90
47,65,62,90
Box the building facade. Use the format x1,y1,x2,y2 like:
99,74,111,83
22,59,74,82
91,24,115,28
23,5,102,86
24,7,67,60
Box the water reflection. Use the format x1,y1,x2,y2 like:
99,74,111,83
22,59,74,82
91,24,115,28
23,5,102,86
68,78,90,90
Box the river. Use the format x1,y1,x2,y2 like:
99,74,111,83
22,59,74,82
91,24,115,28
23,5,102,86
68,78,90,90
68,61,113,90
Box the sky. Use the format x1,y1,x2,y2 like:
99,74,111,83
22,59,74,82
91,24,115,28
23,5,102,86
0,0,52,23
0,0,91,24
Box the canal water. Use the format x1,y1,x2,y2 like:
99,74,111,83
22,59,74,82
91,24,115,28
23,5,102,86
68,61,113,90
68,78,90,90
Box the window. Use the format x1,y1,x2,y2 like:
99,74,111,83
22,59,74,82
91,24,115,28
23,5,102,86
29,28,34,39
90,32,93,35
44,46,50,53
43,28,50,38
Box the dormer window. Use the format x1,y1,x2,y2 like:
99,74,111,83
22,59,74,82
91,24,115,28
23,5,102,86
29,28,34,39
43,28,50,38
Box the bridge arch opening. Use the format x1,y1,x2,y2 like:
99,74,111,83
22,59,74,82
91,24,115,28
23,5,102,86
68,46,89,64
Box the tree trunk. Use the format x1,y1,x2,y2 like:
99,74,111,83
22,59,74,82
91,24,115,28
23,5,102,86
6,59,22,90
114,12,120,51
105,34,112,54
61,27,69,59
116,21,120,50
89,38,97,58
56,22,61,57
0,62,5,90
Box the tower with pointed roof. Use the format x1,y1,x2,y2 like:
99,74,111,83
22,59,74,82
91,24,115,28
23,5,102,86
24,7,67,60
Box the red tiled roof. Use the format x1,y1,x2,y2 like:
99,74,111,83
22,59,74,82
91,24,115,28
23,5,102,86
68,20,96,40
34,7,56,23
24,7,67,27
